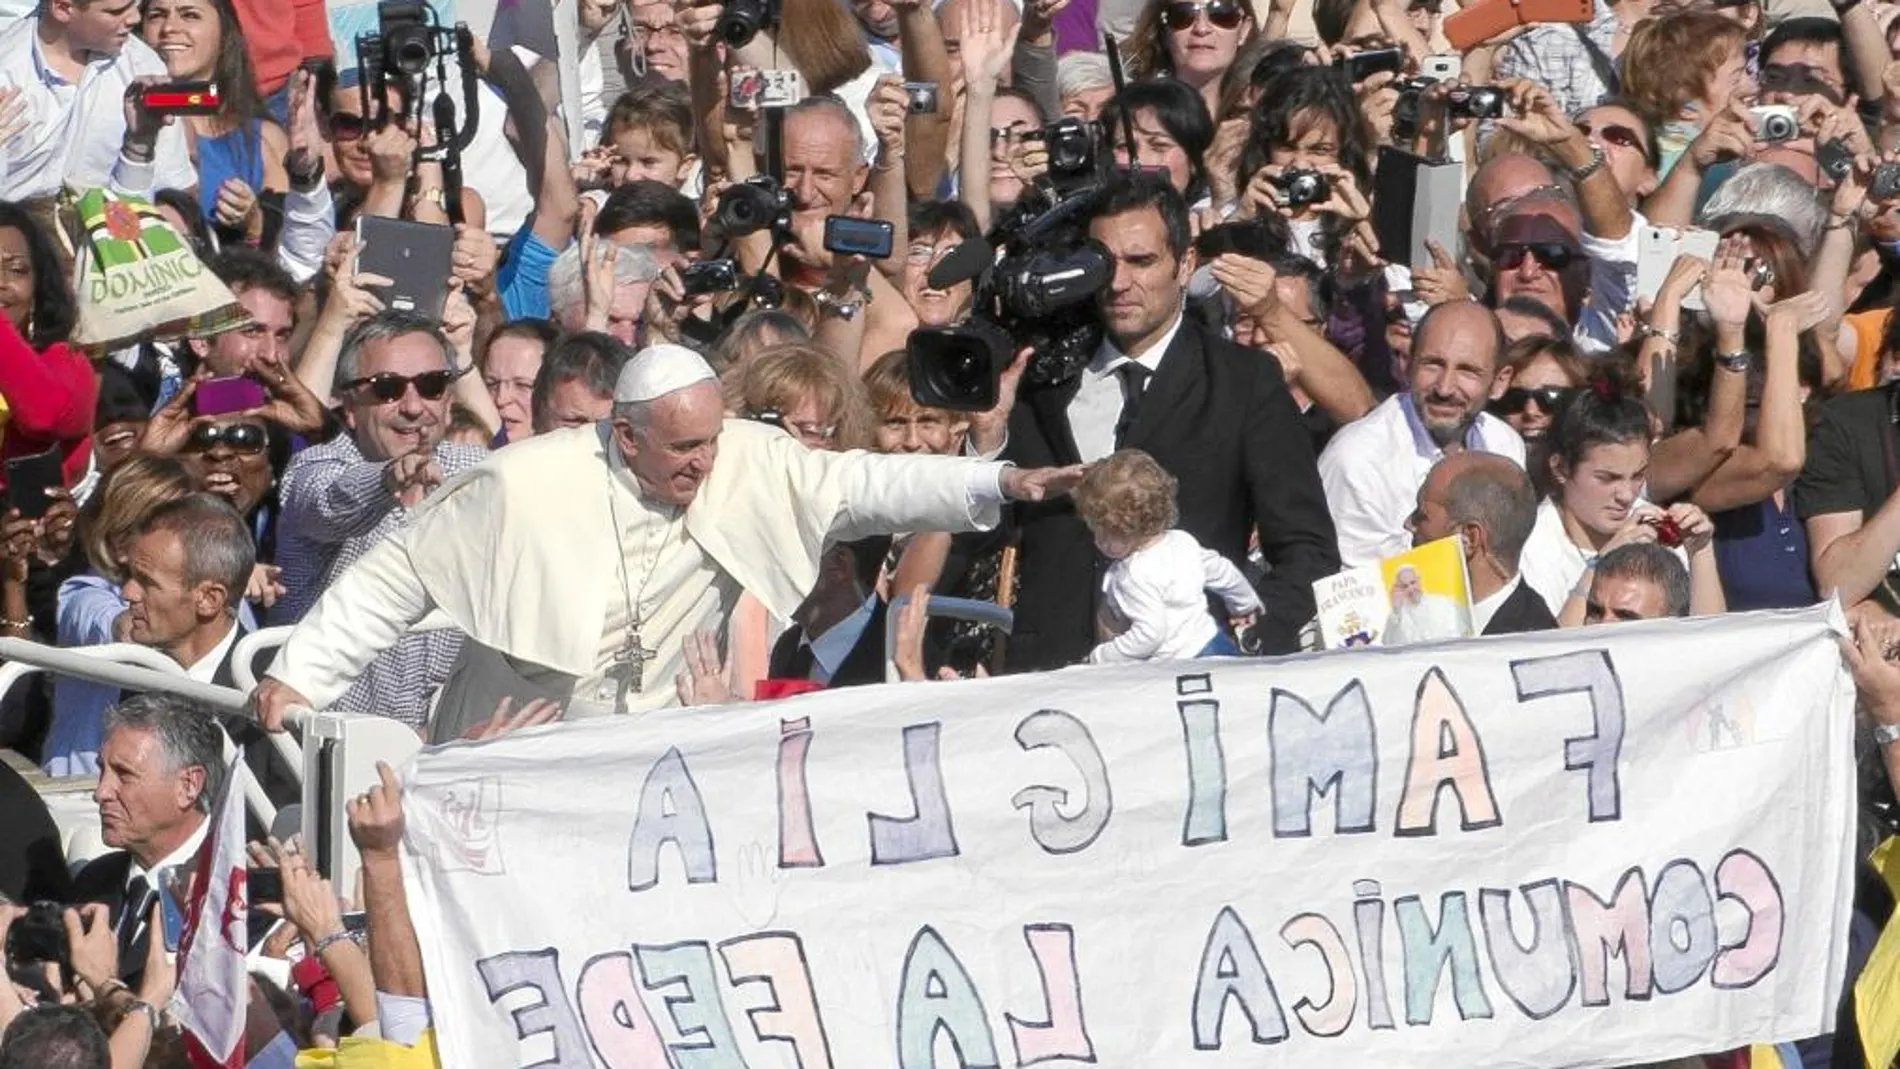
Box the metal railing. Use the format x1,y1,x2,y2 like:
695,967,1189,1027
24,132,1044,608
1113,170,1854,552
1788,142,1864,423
0,637,304,827
883,595,1014,682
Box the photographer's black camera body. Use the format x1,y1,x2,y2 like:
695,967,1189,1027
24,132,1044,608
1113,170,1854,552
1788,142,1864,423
1273,169,1331,210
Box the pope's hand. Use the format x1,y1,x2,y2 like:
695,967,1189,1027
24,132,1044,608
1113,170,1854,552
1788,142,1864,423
1001,464,1086,502
249,677,310,733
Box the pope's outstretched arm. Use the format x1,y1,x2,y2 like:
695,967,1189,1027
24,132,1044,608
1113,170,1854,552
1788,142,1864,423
249,535,441,732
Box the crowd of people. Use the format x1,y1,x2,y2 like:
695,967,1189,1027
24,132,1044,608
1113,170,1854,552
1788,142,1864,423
0,0,1897,1058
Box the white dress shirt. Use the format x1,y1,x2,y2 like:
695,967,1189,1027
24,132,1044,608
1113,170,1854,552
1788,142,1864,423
1470,574,1524,634
0,18,196,201
181,619,241,684
1318,394,1526,568
1090,529,1261,663
1069,309,1186,464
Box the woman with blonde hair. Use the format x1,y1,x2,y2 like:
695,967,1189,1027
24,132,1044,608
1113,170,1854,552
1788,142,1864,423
43,456,199,775
1619,11,1753,175
732,343,873,451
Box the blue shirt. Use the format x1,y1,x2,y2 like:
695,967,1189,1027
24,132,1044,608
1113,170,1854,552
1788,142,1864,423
497,222,566,321
1712,492,1814,612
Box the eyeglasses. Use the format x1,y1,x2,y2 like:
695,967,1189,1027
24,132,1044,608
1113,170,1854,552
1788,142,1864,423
1162,0,1245,30
341,369,461,404
1496,242,1579,272
1576,120,1649,163
184,422,269,454
746,409,837,445
1492,386,1573,416
327,112,368,142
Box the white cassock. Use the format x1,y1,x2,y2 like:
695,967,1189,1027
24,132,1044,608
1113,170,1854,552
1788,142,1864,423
1381,592,1469,647
266,419,1008,727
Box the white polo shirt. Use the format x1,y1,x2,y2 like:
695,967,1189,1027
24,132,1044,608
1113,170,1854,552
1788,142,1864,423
0,17,197,202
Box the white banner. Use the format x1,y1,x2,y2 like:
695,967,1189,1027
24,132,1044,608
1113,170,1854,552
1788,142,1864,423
401,606,1861,1069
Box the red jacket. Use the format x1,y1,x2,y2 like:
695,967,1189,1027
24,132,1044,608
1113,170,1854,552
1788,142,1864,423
0,314,98,489
232,0,334,97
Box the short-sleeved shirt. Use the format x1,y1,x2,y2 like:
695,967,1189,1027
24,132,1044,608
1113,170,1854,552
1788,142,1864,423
1795,386,1897,529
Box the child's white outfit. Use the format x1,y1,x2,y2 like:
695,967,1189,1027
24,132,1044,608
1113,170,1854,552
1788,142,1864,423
1088,530,1263,663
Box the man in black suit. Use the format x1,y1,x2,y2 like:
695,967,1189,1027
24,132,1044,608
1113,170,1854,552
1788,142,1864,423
68,692,225,985
968,175,1340,670
767,544,888,689
1405,452,1555,635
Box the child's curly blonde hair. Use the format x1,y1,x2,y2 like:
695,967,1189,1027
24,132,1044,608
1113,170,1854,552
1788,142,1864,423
1073,449,1179,546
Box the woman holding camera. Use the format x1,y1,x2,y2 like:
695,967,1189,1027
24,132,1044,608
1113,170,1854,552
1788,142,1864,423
141,0,290,245
1236,65,1376,270
1620,10,1754,178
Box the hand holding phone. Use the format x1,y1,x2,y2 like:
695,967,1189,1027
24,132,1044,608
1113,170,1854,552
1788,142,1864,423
5,448,63,520
194,375,270,418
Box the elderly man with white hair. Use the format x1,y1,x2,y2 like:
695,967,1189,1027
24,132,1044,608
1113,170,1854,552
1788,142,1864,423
252,345,1086,735
547,237,661,347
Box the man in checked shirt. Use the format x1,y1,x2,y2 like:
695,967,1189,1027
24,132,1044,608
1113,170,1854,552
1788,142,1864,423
272,312,489,730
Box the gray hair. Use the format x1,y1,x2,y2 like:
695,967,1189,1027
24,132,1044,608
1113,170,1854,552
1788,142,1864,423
137,493,256,614
335,310,456,395
548,241,661,328
610,399,653,436
532,332,633,433
1697,163,1826,257
1057,52,1113,98
103,693,227,815
1595,543,1691,618
1442,456,1538,566
784,94,867,166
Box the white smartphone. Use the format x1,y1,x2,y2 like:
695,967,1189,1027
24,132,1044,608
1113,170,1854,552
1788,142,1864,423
1676,227,1719,313
1635,225,1681,306
1421,54,1463,82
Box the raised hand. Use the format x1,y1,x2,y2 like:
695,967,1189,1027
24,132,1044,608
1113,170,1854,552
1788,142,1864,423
1664,502,1715,555
346,761,405,861
1685,93,1754,171
1209,253,1278,319
450,224,501,292
1701,236,1753,330
674,631,734,705
1764,289,1831,335
62,904,117,993
382,448,444,509
1495,77,1578,148
463,695,565,740
34,490,76,565
1654,252,1709,315
866,74,908,163
957,0,1021,92
242,349,327,434
364,121,418,187
1411,239,1468,306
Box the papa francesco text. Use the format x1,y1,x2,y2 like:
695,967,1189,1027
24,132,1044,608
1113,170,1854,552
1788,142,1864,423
471,650,1786,1067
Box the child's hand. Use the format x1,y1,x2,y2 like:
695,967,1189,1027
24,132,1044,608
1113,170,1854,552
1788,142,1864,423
1229,610,1259,635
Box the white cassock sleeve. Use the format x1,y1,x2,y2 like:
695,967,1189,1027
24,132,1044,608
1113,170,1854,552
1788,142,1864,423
264,535,439,709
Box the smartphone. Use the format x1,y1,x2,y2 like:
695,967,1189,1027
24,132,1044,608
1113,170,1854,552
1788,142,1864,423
156,882,186,953
823,216,894,259
902,81,940,114
4,447,62,520
194,375,268,417
341,911,368,934
1338,47,1404,83
1421,54,1462,82
137,81,222,116
354,216,455,319
249,867,283,905
679,257,741,296
1636,226,1719,311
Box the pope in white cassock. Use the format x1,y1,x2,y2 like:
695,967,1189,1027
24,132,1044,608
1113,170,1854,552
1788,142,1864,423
249,345,1083,733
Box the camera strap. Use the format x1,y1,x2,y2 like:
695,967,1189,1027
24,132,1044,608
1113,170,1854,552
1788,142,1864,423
1570,25,1620,98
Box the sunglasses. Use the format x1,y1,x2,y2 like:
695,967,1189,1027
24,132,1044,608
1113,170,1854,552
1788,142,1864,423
184,422,269,454
1496,242,1579,272
1576,120,1648,162
342,370,460,404
1493,386,1572,416
1163,0,1245,30
327,112,368,142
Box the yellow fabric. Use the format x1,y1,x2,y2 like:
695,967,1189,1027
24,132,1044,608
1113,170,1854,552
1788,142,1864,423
295,1028,438,1069
1747,1043,1784,1068
1845,308,1890,392
1856,836,1900,1068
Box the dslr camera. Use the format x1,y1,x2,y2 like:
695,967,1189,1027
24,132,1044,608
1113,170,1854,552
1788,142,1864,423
718,0,781,48
711,176,793,239
355,0,477,129
1273,169,1331,210
1446,85,1507,120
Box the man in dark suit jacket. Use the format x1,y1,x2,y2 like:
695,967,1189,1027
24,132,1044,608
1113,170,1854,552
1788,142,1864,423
69,693,225,986
969,175,1340,670
1405,452,1556,636
766,543,889,689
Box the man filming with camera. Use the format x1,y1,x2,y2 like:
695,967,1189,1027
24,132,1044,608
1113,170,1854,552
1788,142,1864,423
966,172,1340,670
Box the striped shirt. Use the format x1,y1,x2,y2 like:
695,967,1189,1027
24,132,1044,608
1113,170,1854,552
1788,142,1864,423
273,434,488,729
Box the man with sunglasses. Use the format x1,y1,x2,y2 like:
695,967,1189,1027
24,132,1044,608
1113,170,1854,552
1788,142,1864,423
271,311,489,731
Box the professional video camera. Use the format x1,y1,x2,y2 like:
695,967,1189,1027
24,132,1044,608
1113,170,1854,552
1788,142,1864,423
906,117,1117,412
354,1,480,224
710,176,793,239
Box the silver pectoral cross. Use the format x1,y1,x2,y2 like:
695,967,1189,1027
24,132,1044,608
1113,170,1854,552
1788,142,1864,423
603,631,659,714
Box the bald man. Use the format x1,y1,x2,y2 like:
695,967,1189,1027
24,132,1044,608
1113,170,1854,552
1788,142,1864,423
1319,301,1526,567
1406,451,1555,635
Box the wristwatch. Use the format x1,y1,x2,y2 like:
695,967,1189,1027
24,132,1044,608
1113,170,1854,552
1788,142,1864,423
1567,139,1607,183
814,286,869,321
1876,722,1900,746
127,1000,160,1029
1714,348,1751,373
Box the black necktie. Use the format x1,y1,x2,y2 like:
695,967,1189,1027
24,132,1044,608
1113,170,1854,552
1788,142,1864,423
119,874,151,966
1113,363,1152,448
784,641,817,681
